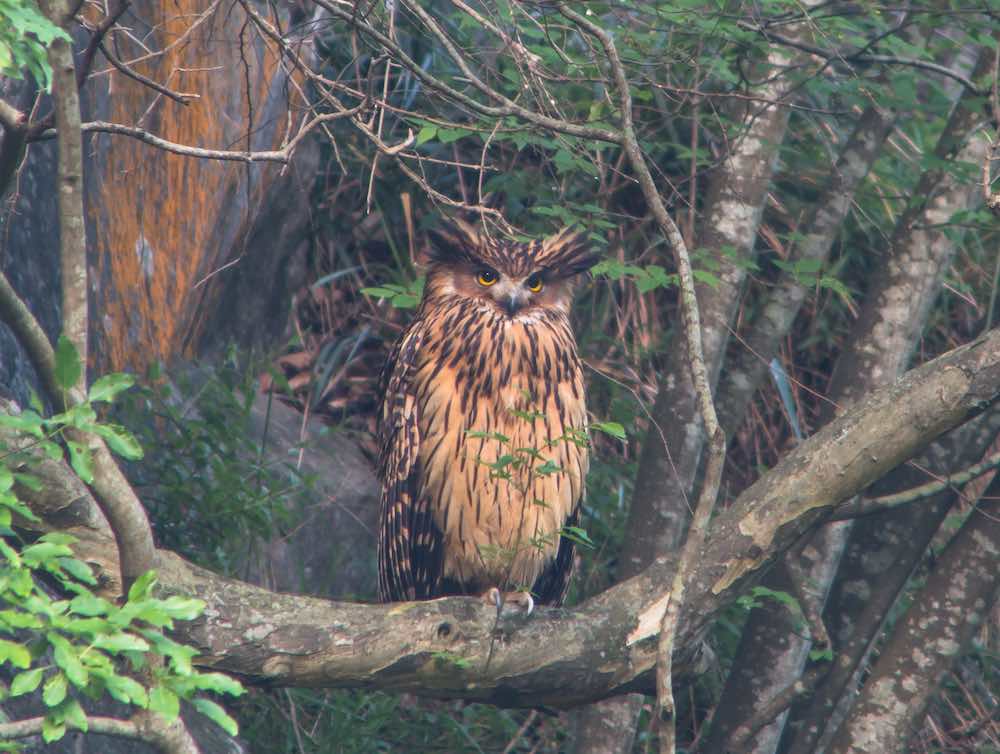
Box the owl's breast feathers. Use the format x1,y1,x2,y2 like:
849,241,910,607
377,298,588,605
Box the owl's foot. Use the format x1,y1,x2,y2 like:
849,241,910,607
482,587,534,616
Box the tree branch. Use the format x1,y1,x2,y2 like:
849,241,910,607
738,21,986,95
0,271,62,403
38,0,157,594
312,0,621,144
0,711,199,754
834,448,1000,520
24,293,999,713
96,41,199,105
32,110,362,164
555,7,724,751
827,478,1000,754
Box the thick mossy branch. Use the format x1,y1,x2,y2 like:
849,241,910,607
20,328,1000,708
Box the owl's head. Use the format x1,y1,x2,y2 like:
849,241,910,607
422,220,598,318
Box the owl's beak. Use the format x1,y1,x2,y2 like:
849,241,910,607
505,294,524,316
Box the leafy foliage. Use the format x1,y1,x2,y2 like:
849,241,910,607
0,0,69,90
117,358,306,573
0,346,244,741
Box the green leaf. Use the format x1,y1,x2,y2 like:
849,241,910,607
59,557,97,586
92,633,150,653
0,639,31,668
465,430,510,443
0,610,43,630
127,570,158,603
60,698,88,732
161,596,205,621
91,424,143,460
0,410,45,438
135,602,172,628
437,127,474,144
42,715,66,743
561,525,595,549
87,373,135,403
0,465,11,494
0,493,39,523
21,541,74,567
590,421,626,441
42,672,67,707
192,697,239,736
149,685,179,720
692,269,720,287
140,631,197,675
101,671,148,706
66,440,94,484
188,672,244,696
41,439,63,460
10,667,44,696
535,460,562,476
809,646,834,662
50,633,88,687
13,472,42,491
70,593,111,616
39,532,77,546
54,336,82,391
391,294,420,309
416,124,438,145
359,287,400,299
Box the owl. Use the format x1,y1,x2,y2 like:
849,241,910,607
376,220,597,611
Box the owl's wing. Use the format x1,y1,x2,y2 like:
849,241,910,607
376,323,444,602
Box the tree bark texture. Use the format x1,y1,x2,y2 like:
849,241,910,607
713,98,898,436
826,477,1000,754
704,44,993,752
784,407,1000,754
0,1,319,382
575,18,818,752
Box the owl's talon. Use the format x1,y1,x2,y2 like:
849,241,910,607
483,587,503,611
481,589,534,616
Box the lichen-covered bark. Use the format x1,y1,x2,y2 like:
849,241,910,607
576,19,818,750
12,329,998,708
714,99,898,434
706,44,993,751
826,480,1000,754
623,44,798,571
784,408,1000,754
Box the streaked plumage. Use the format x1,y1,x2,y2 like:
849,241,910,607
376,221,596,606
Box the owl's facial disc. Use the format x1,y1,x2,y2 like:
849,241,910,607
475,267,544,317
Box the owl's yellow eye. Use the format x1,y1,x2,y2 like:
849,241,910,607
477,269,498,286
526,273,544,293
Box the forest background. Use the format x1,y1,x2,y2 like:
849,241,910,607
0,1,999,753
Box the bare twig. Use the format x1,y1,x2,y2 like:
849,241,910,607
34,109,361,163
739,21,985,95
557,6,724,753
313,0,621,143
76,0,131,91
834,449,1000,520
0,712,199,754
97,41,199,105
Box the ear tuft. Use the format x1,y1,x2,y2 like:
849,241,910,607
424,218,483,265
539,228,600,276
